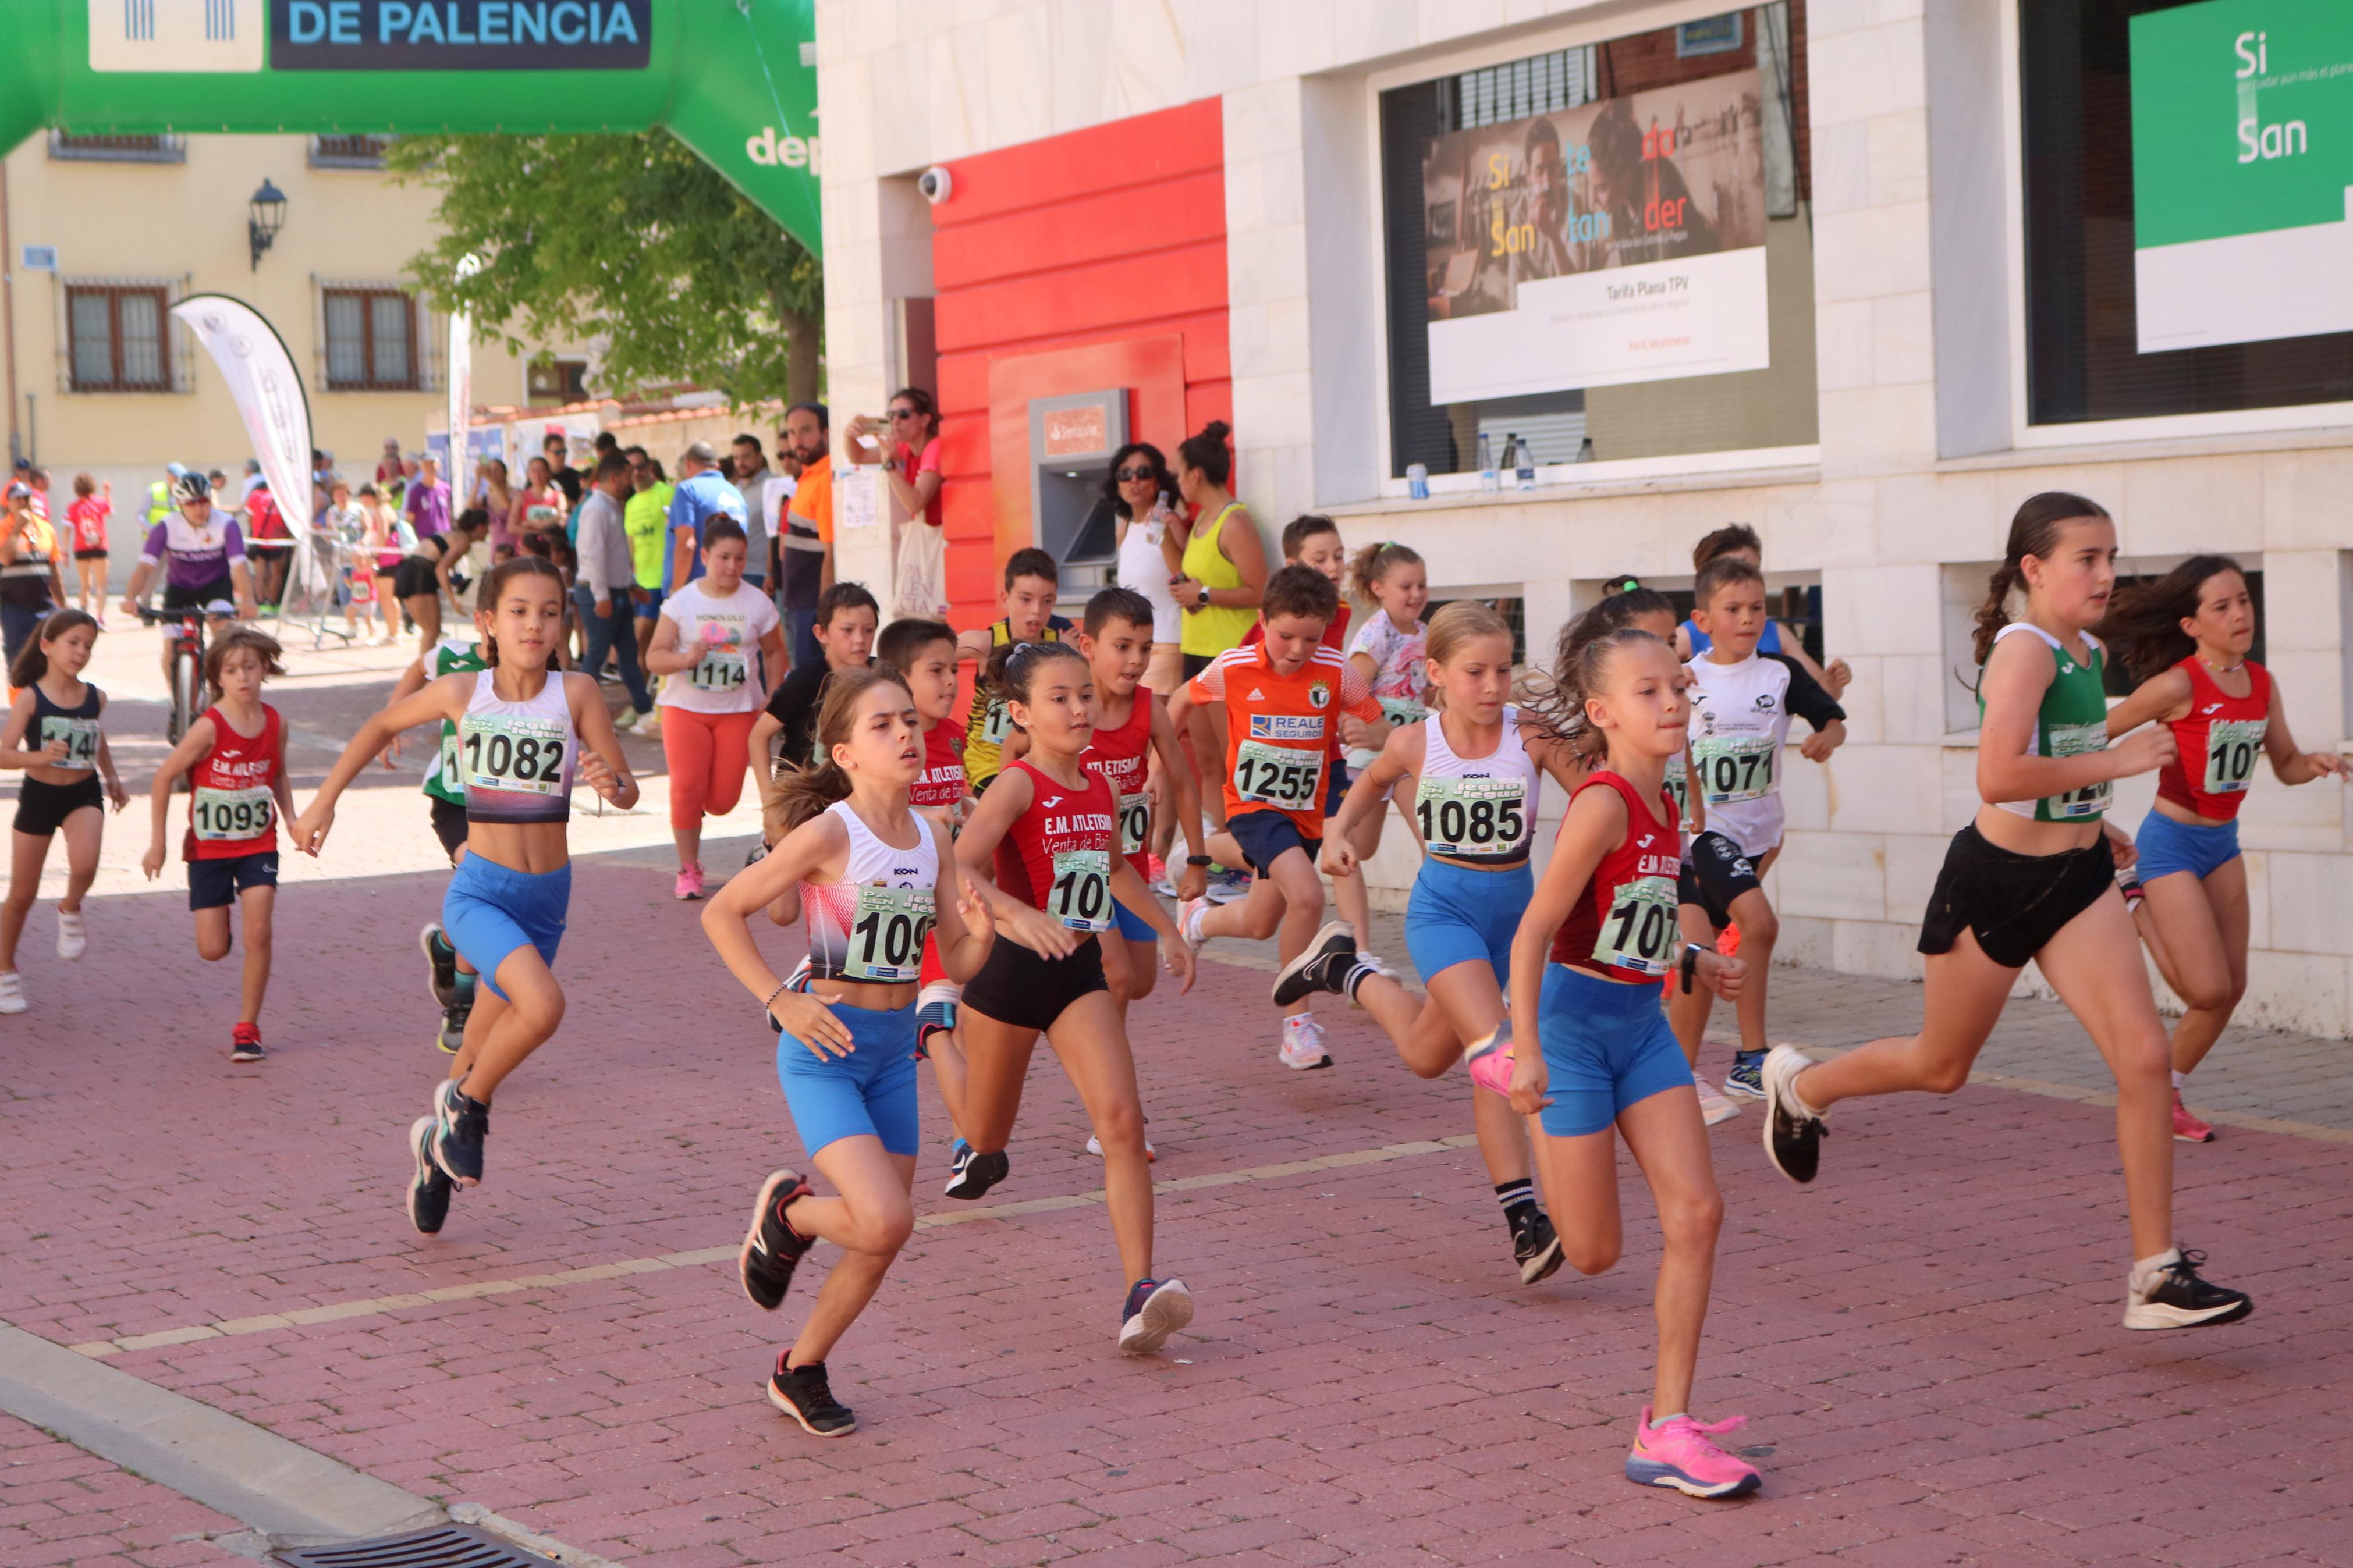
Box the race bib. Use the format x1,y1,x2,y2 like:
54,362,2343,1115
1693,734,1777,805
1378,695,1428,728
460,713,570,796
689,648,748,692
437,728,460,787
192,784,275,842
1117,791,1151,856
1233,739,1323,810
1592,874,1678,976
1414,776,1528,860
2203,718,2266,797
2040,721,2111,820
843,882,934,982
1047,848,1115,931
39,716,99,771
1664,754,1690,824
981,699,1012,747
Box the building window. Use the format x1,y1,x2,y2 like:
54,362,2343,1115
2021,0,2353,425
322,287,420,391
65,285,172,392
47,131,186,163
527,358,591,404
1378,3,1814,479
310,134,390,169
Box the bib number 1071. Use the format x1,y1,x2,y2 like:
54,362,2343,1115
1592,877,1677,976
1049,849,1115,931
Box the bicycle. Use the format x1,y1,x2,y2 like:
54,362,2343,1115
136,600,234,744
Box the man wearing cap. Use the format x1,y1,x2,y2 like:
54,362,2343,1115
663,439,748,596
1,480,66,675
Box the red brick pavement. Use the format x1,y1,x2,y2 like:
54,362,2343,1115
4,859,2351,1566
0,1415,243,1567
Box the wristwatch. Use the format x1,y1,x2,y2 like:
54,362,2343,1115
1194,583,1211,608
1185,855,1214,867
1679,943,1704,995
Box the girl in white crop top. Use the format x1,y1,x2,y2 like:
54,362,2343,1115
698,668,997,1428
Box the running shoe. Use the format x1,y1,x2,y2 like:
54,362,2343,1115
1624,1406,1762,1499
768,1359,857,1438
55,911,86,961
420,923,458,1007
0,972,27,1015
1759,1044,1825,1185
1151,871,1180,899
1270,922,1358,1008
1722,1050,1766,1101
1085,1132,1156,1162
430,1081,489,1185
1693,1070,1741,1126
739,1168,816,1311
1464,1021,1514,1099
1204,867,1252,904
436,1000,469,1055
615,709,643,734
1277,1015,1332,1071
943,1142,1009,1201
229,1023,265,1063
405,1117,453,1236
634,709,662,739
1511,1208,1564,1285
1144,854,1167,890
675,862,706,901
2116,865,2146,909
1176,895,1209,955
1116,1277,1194,1355
2172,1090,2215,1143
2124,1247,2253,1329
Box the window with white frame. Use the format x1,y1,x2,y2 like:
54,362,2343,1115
1378,5,1816,479
320,285,425,391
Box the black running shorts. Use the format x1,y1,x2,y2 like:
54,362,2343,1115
961,931,1109,1034
13,774,103,837
1916,823,2114,970
430,796,469,861
1677,830,1761,932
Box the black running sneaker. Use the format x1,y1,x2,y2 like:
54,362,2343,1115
768,1360,857,1437
943,1143,1009,1201
1513,1209,1565,1285
436,1001,469,1055
1759,1044,1825,1185
1117,1277,1195,1354
2124,1248,2253,1330
420,923,459,1008
229,1023,265,1063
739,1169,815,1311
1270,922,1358,1009
430,1083,489,1185
406,1116,453,1236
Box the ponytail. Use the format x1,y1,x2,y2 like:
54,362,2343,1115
1348,540,1422,603
1524,603,1663,761
1971,491,2111,670
761,668,911,839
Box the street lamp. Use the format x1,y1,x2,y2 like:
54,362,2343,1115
247,179,286,271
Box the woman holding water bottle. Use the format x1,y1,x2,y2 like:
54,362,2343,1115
1107,443,1183,698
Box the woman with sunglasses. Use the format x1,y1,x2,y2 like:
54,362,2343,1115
844,389,944,536
1105,444,1184,700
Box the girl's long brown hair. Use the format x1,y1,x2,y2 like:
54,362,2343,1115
764,669,913,840
1972,492,2111,668
1523,601,1666,760
475,554,567,667
8,609,98,689
2095,554,2248,683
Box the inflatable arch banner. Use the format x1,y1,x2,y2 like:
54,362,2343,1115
0,0,823,257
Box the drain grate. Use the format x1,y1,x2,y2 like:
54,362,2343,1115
277,1524,566,1568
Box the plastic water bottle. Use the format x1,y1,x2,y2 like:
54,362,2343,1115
1477,433,1499,493
1511,433,1535,490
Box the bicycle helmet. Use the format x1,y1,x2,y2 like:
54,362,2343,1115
171,472,212,507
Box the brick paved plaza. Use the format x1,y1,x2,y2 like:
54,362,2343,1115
4,631,2351,1567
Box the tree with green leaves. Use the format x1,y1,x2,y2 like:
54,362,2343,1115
387,130,822,407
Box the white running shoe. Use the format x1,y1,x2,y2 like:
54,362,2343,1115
1085,1132,1156,1161
1278,1015,1332,1071
1692,1068,1740,1126
1177,896,1209,955
55,911,86,961
0,972,23,1014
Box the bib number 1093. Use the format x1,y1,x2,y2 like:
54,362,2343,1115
1049,848,1115,931
1592,876,1678,976
192,785,275,841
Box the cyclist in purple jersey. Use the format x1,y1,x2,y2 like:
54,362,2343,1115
120,473,255,684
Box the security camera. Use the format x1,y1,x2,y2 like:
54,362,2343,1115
918,166,952,205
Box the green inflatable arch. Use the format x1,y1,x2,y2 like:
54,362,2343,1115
0,0,822,255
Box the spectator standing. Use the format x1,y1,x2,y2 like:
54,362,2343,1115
356,482,410,644
516,456,567,538
1,482,65,678
374,438,407,502
843,387,944,535
775,402,832,671
573,452,657,729
65,476,112,624
544,431,583,508
1163,419,1266,678
1107,443,1183,696
727,432,770,592
404,453,451,542
244,480,292,611
663,439,748,598
623,450,673,699
24,467,52,525
237,459,265,514
477,458,517,558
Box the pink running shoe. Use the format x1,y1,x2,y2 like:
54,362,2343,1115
1624,1406,1761,1498
2172,1091,2216,1143
675,862,706,901
1464,1021,1516,1099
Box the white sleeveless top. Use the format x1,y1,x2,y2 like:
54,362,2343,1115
1413,705,1540,865
457,669,577,824
803,799,940,984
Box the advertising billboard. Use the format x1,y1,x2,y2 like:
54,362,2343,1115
1421,68,1770,404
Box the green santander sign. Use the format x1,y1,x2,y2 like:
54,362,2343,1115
0,0,822,255
2130,0,2353,352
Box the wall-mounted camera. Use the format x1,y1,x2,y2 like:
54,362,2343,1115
918,166,952,205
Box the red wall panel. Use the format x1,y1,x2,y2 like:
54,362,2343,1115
925,97,1229,634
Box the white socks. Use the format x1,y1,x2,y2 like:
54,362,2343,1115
2130,1247,2182,1294
2171,1069,2187,1090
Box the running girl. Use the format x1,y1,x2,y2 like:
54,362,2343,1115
292,557,637,1235
65,478,111,621
1490,607,1757,1498
1339,541,1429,857
1759,493,2254,1331
2098,556,2347,1143
0,611,126,1015
1309,601,1588,1284
645,518,785,899
951,640,1199,1354
705,670,998,1437
140,629,294,1062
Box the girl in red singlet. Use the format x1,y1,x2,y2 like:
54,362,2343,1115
140,630,295,1062
951,640,1199,1357
2099,556,2348,1142
1484,609,1758,1500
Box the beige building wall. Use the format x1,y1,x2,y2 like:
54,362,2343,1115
2,131,560,578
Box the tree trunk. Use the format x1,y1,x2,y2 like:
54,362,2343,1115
782,304,822,407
